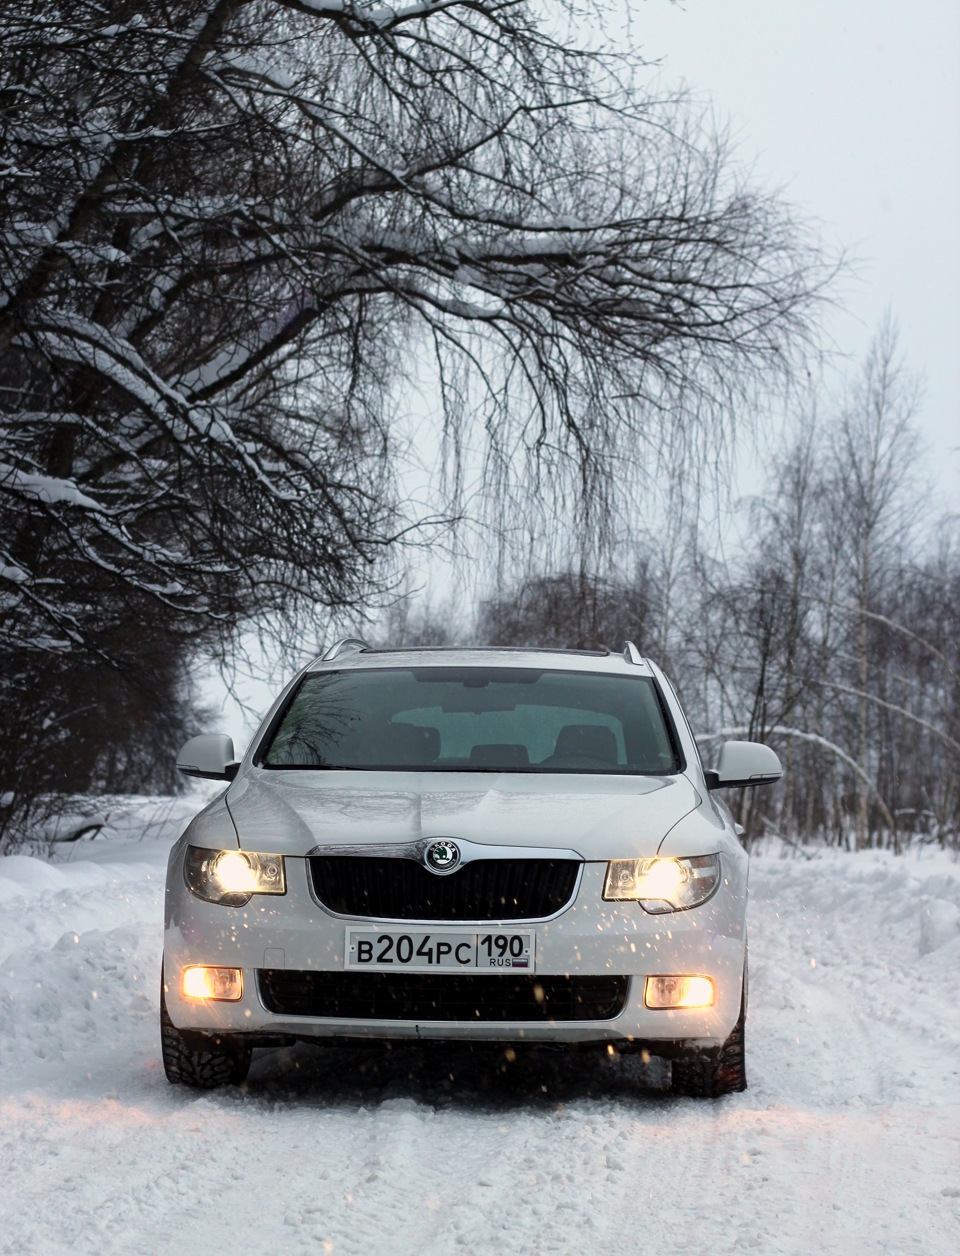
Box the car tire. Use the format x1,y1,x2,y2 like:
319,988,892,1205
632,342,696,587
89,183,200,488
160,975,252,1089
670,966,747,1098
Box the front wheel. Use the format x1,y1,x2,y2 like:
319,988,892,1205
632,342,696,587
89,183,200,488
160,976,252,1089
670,968,747,1098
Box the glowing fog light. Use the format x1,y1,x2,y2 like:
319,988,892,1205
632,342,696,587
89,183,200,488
181,966,243,1001
644,975,715,1009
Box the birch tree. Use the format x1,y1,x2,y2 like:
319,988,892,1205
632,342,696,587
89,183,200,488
828,320,923,845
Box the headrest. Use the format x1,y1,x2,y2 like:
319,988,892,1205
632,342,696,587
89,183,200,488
468,742,530,767
552,723,617,763
371,722,440,765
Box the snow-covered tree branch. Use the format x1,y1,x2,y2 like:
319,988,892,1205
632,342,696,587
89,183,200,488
0,0,828,843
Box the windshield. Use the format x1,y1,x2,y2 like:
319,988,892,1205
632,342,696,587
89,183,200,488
260,667,681,774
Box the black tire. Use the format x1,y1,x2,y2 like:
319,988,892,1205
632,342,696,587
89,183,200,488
670,968,747,1098
160,978,252,1089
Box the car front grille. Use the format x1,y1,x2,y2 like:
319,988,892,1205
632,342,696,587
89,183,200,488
308,856,580,921
257,970,628,1022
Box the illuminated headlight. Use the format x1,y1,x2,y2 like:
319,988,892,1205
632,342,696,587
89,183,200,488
602,854,720,913
184,846,286,906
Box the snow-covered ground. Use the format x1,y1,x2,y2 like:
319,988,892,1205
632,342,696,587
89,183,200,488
1,798,958,1256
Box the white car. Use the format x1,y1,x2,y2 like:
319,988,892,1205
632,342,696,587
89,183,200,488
161,641,781,1095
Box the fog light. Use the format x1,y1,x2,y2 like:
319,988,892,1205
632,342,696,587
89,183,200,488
644,975,715,1009
181,966,243,1001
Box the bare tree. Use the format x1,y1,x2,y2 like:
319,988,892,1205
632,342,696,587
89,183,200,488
468,349,960,851
1,1,828,843
1,1,827,651
683,325,957,850
478,568,651,651
827,318,923,845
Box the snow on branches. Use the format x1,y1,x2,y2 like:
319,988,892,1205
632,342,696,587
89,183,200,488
1,0,826,662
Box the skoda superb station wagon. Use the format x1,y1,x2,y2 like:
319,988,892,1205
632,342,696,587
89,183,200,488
162,641,781,1096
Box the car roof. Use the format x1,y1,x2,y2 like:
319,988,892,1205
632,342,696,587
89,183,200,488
306,640,652,675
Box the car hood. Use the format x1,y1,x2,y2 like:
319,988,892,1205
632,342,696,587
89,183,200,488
224,768,703,859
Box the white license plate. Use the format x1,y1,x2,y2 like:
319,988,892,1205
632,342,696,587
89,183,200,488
345,928,536,972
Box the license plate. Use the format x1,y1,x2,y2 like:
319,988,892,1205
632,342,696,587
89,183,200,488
345,929,536,972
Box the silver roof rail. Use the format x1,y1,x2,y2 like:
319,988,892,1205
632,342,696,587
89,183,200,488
321,637,372,661
623,640,645,665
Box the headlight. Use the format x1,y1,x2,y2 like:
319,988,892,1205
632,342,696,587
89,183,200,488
184,846,286,906
602,854,720,913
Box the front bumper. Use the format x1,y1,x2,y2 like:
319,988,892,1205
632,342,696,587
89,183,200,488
163,851,747,1052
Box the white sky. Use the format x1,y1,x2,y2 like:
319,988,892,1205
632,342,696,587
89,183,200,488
628,0,960,502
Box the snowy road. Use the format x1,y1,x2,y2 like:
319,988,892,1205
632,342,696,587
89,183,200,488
1,803,958,1256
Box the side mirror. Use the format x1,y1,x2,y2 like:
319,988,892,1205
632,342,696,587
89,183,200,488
705,740,782,790
177,734,239,781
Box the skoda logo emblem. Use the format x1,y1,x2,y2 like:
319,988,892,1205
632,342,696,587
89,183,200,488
425,840,460,873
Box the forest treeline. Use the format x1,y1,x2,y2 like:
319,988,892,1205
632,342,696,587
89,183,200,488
396,324,960,851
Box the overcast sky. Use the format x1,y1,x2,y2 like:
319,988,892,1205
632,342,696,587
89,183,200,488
628,0,960,504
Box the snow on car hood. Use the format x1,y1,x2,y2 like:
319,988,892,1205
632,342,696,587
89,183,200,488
223,768,703,859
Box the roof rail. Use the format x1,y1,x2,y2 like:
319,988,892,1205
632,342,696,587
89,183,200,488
321,637,372,661
623,640,645,665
